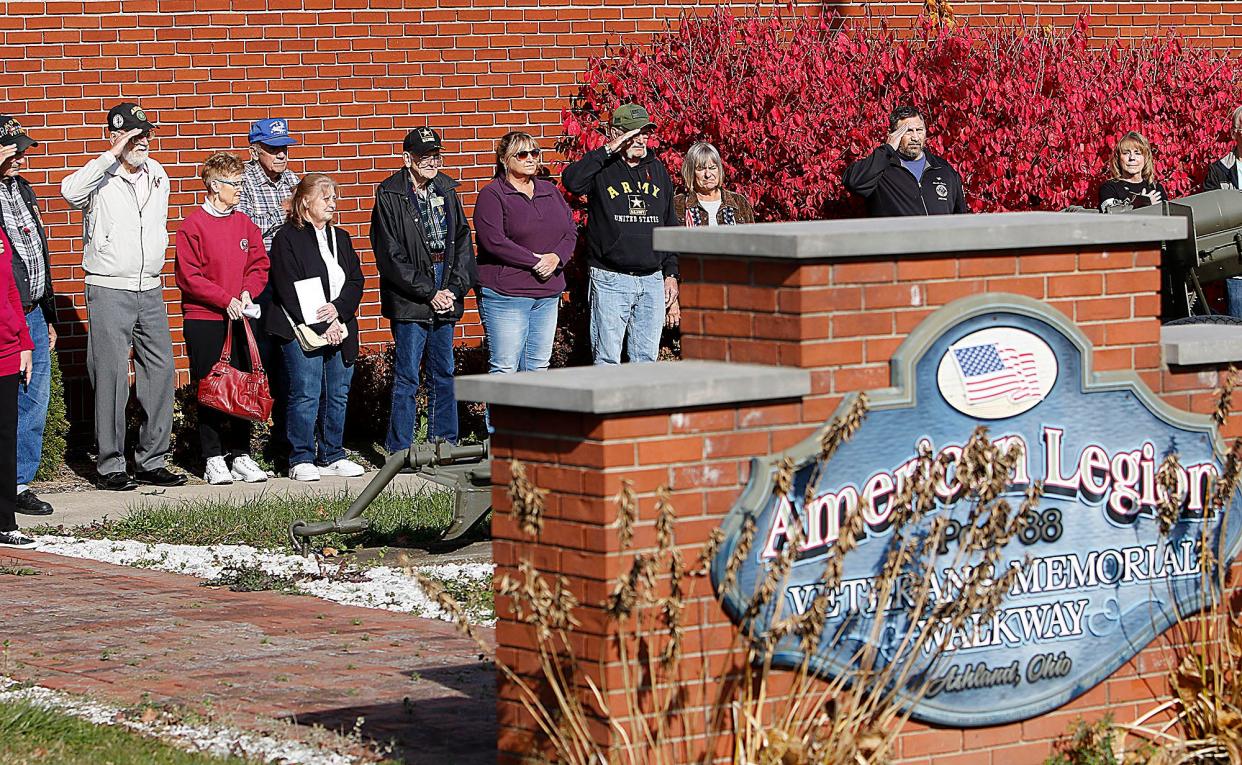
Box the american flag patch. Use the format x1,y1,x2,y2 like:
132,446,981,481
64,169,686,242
950,342,1040,404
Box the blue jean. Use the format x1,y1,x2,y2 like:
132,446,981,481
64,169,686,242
385,318,458,451
1228,278,1242,317
281,339,354,468
478,287,558,374
16,307,50,489
589,266,664,365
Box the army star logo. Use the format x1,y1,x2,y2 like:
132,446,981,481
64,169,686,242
418,128,435,142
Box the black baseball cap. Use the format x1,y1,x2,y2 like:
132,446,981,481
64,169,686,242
107,102,156,133
0,116,37,152
403,127,442,155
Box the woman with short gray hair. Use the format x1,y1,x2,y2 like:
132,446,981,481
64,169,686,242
673,142,756,227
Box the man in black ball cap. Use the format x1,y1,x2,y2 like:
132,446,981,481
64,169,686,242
0,115,56,517
60,102,185,491
370,127,475,453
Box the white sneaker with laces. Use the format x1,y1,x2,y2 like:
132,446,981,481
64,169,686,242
318,458,365,478
290,463,321,482
0,530,38,549
204,456,233,485
230,454,268,483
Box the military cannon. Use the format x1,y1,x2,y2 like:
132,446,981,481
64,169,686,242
1127,189,1242,320
288,441,491,555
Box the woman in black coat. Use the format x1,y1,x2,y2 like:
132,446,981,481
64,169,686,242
265,173,366,482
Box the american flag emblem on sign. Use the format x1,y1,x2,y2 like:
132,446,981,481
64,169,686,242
950,342,1041,404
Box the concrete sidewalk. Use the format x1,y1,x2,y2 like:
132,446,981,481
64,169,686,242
28,472,436,529
0,548,496,764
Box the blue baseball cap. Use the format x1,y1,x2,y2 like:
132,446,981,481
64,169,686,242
248,118,298,147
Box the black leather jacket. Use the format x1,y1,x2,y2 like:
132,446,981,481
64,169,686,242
369,169,475,323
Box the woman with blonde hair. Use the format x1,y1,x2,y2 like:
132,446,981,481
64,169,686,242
265,173,365,482
473,131,575,378
1099,131,1168,212
174,151,269,485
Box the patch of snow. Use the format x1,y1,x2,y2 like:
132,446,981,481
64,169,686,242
33,537,495,626
0,677,357,764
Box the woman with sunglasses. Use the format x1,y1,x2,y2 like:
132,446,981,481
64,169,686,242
473,131,576,380
174,151,270,485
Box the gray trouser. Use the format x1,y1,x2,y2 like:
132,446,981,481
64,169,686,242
86,284,174,474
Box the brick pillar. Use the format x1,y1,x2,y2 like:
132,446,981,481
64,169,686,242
458,210,1229,763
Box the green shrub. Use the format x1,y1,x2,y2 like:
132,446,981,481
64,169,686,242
34,350,69,481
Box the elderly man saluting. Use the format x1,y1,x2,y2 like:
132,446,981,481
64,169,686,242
843,105,967,217
562,104,679,366
61,102,185,490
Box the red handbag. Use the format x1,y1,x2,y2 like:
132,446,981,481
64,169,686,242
197,319,273,422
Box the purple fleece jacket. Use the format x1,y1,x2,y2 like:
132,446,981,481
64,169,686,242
473,176,576,298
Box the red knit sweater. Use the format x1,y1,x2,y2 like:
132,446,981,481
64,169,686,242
0,228,34,377
174,205,270,321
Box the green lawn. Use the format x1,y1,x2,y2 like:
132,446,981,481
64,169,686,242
32,487,463,551
0,697,257,764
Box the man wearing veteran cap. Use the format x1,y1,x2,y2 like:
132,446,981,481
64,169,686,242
239,118,300,465
562,104,679,365
0,116,56,516
60,102,185,491
239,118,299,253
370,126,475,452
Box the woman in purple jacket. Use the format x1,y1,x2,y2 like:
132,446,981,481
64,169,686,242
473,132,576,374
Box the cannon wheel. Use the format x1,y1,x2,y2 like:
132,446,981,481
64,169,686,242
1165,314,1242,326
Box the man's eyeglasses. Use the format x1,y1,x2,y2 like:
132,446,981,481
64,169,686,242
257,143,288,155
414,152,444,167
512,149,542,160
215,178,242,188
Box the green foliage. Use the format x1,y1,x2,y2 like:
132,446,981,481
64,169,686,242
31,487,456,551
34,350,68,481
0,696,257,764
1045,717,1120,765
426,570,495,623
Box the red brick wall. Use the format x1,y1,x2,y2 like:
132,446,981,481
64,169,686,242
489,242,1242,763
1,0,1237,426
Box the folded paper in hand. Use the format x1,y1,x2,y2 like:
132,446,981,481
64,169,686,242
293,278,327,321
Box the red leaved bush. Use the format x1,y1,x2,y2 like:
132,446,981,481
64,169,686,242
558,12,1242,219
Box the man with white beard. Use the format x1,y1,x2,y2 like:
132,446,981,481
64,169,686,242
61,102,184,491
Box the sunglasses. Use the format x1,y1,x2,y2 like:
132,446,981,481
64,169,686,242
511,149,542,160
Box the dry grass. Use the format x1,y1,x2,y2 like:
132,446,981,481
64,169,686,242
426,396,1053,764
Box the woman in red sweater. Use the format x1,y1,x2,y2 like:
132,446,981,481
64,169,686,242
175,152,270,485
0,225,35,547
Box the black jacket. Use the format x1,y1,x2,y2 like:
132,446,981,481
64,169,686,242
370,169,475,324
264,222,365,364
842,144,967,217
1204,153,1241,192
0,176,55,323
561,146,678,277
1098,178,1168,212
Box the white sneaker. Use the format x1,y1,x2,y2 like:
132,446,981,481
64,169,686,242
289,463,321,482
318,458,365,477
229,454,268,483
204,456,233,485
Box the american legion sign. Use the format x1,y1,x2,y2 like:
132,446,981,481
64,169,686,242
713,294,1242,727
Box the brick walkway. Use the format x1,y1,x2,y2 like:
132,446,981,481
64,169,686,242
0,549,496,764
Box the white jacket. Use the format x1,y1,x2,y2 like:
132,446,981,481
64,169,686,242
60,152,170,291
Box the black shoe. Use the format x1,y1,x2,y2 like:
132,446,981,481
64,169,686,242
15,490,52,516
0,530,37,549
95,472,138,491
134,467,187,487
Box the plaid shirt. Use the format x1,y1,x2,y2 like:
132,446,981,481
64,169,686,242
0,178,46,303
409,180,447,262
239,160,298,251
